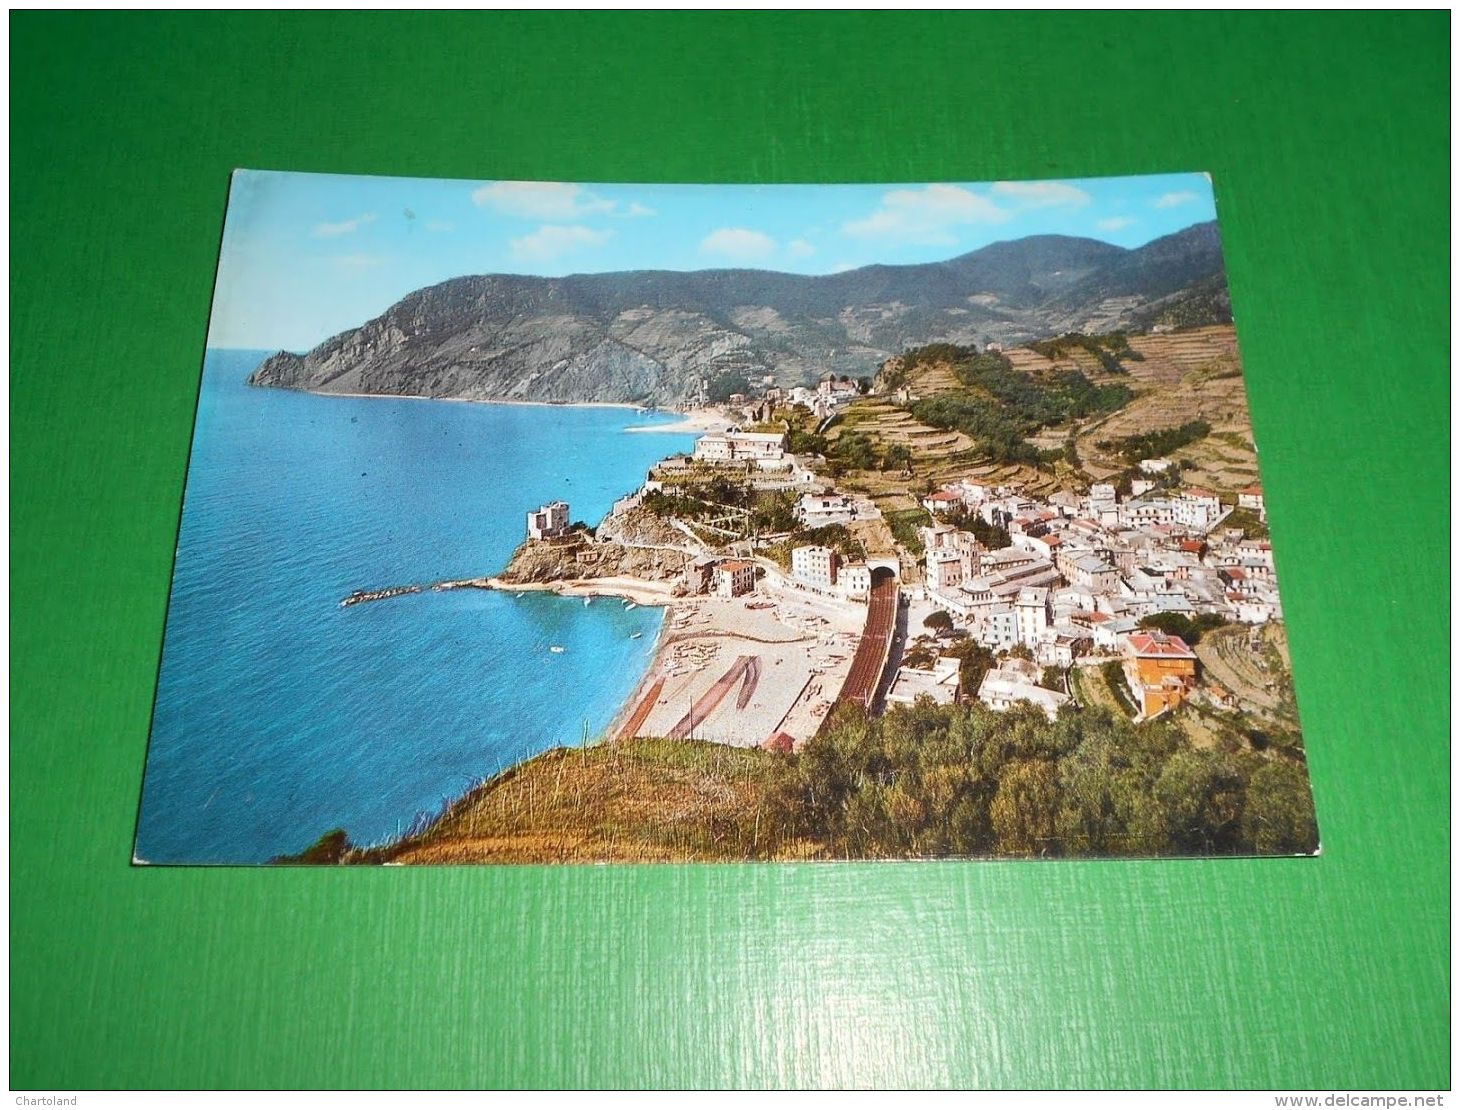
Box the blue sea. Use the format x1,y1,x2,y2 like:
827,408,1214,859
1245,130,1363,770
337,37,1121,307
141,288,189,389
136,349,697,864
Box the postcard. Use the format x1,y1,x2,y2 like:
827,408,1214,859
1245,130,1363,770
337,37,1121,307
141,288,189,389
135,170,1319,864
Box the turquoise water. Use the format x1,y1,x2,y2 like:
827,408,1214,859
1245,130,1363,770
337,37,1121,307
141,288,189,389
136,349,696,864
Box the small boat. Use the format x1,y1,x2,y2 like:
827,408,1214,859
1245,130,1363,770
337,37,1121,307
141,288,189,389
549,645,566,654
583,597,592,606
624,602,637,611
630,631,643,639
515,592,525,599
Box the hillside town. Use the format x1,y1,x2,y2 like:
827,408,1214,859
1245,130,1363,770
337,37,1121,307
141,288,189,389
515,365,1286,747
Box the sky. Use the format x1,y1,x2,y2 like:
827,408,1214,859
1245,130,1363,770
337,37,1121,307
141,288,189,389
209,170,1218,352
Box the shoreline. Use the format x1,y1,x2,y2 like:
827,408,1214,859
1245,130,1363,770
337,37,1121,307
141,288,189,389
485,575,678,608
264,382,726,429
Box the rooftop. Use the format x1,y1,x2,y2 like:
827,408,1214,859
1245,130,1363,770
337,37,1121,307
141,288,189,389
1126,631,1197,658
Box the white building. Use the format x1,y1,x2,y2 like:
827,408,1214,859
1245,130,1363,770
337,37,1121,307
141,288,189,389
951,480,990,507
1091,616,1143,652
797,492,856,527
979,608,1019,651
1120,499,1175,529
1173,489,1225,531
526,500,570,540
791,545,839,590
921,489,964,515
692,428,787,467
714,560,756,598
885,656,961,707
1139,458,1174,474
1068,555,1119,592
840,563,872,600
1015,586,1050,646
977,667,1070,721
1238,485,1267,522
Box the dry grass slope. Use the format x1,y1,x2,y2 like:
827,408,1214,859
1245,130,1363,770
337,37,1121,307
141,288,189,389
382,739,818,863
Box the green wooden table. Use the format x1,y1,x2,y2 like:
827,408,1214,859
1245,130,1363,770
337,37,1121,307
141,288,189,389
11,12,1448,1090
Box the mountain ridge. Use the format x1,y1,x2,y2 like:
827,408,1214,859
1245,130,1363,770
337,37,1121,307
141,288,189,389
250,221,1230,405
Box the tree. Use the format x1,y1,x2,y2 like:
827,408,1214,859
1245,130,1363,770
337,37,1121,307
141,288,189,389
1040,665,1064,691
1007,643,1034,662
1241,761,1319,854
1149,749,1245,855
705,370,753,403
923,610,954,632
1137,611,1229,646
990,759,1060,855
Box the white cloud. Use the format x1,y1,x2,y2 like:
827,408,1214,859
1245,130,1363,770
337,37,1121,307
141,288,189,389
829,261,859,274
1096,216,1137,232
700,227,778,262
425,220,454,233
509,224,614,264
472,181,621,221
311,212,378,238
991,180,1091,208
787,238,816,260
842,184,1010,245
621,202,656,218
1154,190,1200,209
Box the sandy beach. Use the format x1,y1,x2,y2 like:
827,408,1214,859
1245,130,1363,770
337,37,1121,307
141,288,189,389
623,409,733,435
485,575,678,608
608,581,865,749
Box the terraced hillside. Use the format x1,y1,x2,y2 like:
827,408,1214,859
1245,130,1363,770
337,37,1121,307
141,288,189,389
879,325,1260,497
1018,326,1260,494
821,398,1069,512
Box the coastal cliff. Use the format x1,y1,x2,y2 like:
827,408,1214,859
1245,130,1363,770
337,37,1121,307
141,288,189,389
248,222,1229,405
496,507,694,589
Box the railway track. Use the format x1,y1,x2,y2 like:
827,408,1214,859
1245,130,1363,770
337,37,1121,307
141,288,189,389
830,572,899,713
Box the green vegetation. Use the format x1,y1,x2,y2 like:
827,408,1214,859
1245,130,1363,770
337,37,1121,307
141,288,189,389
1100,660,1139,716
902,345,1133,467
302,694,1316,863
821,428,913,477
1222,506,1269,539
770,700,1317,858
939,503,1011,549
885,506,932,555
909,394,1045,465
923,610,954,632
642,478,800,539
1027,331,1144,374
901,645,937,670
785,421,828,458
1040,665,1065,691
827,429,880,472
1137,611,1230,646
704,369,753,402
939,638,996,699
764,522,866,570
1097,420,1212,464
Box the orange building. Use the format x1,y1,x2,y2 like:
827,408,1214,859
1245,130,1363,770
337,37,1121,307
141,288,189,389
1121,631,1199,718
